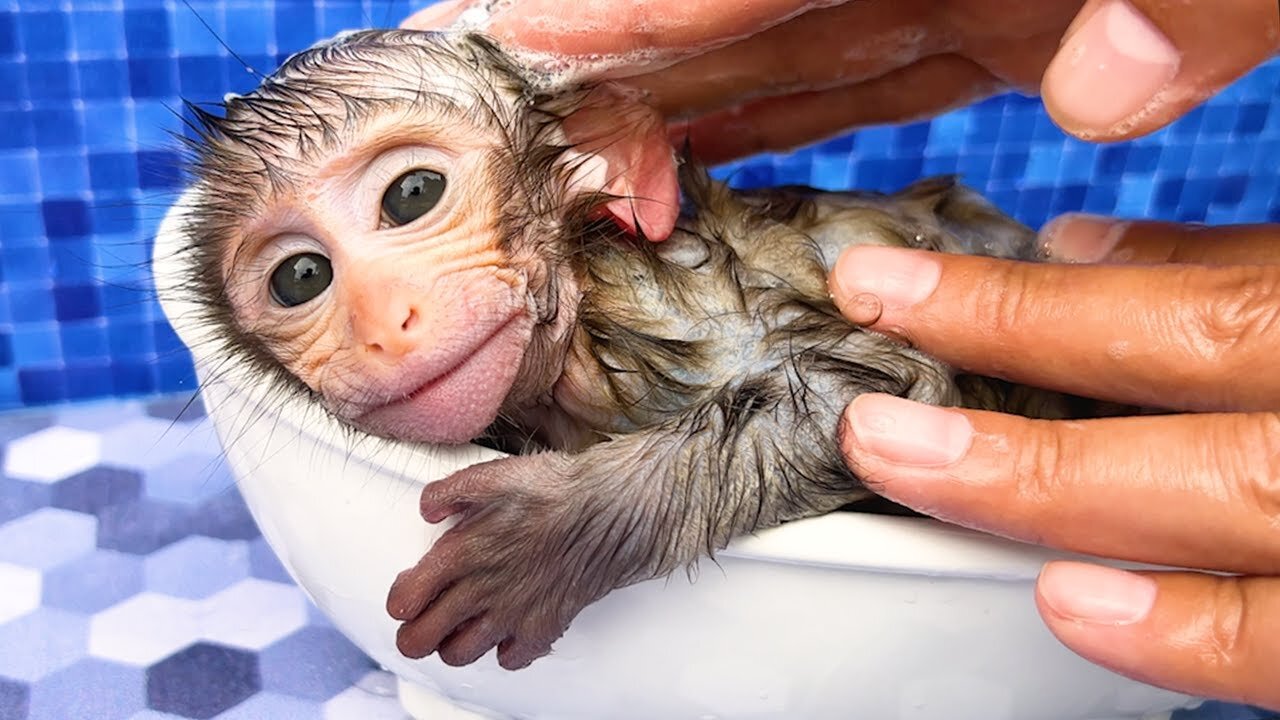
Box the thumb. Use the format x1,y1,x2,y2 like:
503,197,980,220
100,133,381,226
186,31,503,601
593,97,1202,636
1041,0,1280,141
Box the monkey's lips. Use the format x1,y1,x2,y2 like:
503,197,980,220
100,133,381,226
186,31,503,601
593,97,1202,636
353,315,532,444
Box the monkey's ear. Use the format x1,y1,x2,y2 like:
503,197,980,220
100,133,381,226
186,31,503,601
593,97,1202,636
561,85,679,242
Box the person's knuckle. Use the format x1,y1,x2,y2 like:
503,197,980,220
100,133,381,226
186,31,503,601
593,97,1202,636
1186,267,1280,372
1203,579,1249,673
1012,421,1074,522
1234,413,1280,528
972,261,1037,340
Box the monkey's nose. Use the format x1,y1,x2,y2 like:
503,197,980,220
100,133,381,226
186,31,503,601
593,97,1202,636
350,297,424,359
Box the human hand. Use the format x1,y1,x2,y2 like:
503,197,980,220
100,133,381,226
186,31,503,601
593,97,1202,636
828,216,1280,709
405,0,1280,163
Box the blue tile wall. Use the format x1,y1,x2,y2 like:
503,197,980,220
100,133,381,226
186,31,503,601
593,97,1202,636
0,0,1279,413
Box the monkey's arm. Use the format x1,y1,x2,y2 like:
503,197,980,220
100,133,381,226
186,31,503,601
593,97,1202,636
385,345,935,671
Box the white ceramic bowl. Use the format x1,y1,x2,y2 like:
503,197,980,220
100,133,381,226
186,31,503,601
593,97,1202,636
154,192,1199,720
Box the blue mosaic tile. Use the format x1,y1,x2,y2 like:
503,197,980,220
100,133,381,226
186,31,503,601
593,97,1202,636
144,456,233,507
0,607,88,682
216,692,325,720
50,465,143,515
143,536,249,600
95,497,194,555
0,675,29,720
0,412,52,445
190,488,261,541
0,507,96,570
27,657,147,720
146,642,261,719
144,395,206,423
18,11,67,61
247,536,292,584
25,60,74,102
259,626,376,701
42,549,145,614
123,9,171,56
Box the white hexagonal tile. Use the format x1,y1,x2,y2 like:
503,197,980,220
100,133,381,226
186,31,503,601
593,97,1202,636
323,675,410,720
144,536,250,599
0,507,98,570
56,400,146,432
196,578,309,651
3,426,102,484
98,418,223,472
0,561,42,624
88,593,201,666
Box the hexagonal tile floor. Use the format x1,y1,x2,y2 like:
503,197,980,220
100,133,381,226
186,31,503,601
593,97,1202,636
0,396,406,720
0,394,1273,720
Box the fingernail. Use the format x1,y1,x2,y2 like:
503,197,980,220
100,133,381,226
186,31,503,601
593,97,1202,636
831,246,941,316
1039,561,1157,625
846,394,972,467
1044,0,1180,131
1040,213,1130,263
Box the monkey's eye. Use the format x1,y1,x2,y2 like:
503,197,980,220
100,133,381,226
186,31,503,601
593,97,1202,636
381,168,447,226
269,253,333,308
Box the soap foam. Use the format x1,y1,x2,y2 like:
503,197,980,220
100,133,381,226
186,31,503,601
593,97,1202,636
449,0,851,93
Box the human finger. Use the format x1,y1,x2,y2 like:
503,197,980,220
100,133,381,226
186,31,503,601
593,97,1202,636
1041,214,1280,266
401,0,469,29
408,0,822,78
673,55,1001,164
828,246,1280,411
1036,563,1280,711
627,0,947,118
1041,0,1280,141
838,395,1280,575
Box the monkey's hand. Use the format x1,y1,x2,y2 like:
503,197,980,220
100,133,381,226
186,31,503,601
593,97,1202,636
386,375,900,669
386,451,658,671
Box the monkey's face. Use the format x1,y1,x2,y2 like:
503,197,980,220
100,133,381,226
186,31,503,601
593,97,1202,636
221,110,544,443
191,31,678,445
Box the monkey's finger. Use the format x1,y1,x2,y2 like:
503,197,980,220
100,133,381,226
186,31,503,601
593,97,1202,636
829,246,1280,412
839,396,1280,575
419,466,509,523
395,583,484,660
670,55,1001,165
1041,0,1280,143
1042,215,1280,266
386,542,471,621
497,634,556,671
1036,564,1280,711
436,615,507,667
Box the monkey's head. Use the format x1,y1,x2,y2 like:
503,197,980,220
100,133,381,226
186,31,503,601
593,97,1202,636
184,30,678,444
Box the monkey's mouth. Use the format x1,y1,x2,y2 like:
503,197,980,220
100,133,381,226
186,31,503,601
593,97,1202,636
352,314,533,444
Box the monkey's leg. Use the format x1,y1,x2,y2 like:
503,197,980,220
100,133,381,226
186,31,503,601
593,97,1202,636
384,356,937,671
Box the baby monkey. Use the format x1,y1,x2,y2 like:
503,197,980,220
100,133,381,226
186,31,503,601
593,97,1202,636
185,29,1096,671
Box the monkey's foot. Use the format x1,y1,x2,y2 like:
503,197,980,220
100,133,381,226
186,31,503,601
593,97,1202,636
386,453,633,670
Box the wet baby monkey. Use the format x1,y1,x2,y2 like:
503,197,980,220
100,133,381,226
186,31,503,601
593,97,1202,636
186,29,1099,671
